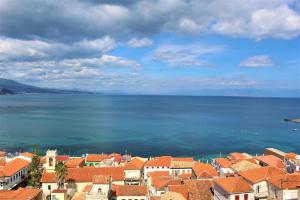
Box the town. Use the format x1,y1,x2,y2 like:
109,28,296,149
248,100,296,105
0,148,299,200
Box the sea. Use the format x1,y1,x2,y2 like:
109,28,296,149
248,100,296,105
0,94,299,159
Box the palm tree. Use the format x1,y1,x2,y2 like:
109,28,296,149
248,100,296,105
55,161,68,189
28,148,42,188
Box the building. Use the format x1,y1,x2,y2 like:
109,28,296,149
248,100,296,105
170,158,194,177
144,157,172,180
124,158,145,185
264,148,287,160
41,167,125,198
111,185,148,200
51,189,68,200
191,162,218,180
65,158,85,168
255,155,285,169
85,175,112,200
0,188,42,200
268,173,300,200
213,177,254,200
239,166,286,199
85,154,115,167
212,158,234,176
230,160,261,173
284,153,300,173
0,158,30,190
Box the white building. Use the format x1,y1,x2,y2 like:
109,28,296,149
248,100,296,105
143,156,171,180
212,158,234,176
0,158,30,190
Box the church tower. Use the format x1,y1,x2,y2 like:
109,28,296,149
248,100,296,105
45,150,57,172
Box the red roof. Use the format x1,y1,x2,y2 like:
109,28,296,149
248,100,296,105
124,158,145,170
56,155,70,161
41,167,124,183
268,173,300,189
86,154,111,162
92,175,111,184
215,158,232,168
168,185,188,199
214,177,253,194
52,189,67,193
65,158,85,168
147,171,170,178
255,155,285,168
192,162,218,178
21,152,35,158
113,185,147,196
145,156,172,167
0,158,30,177
0,188,41,200
110,153,122,163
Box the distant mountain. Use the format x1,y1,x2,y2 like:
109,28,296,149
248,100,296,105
0,78,89,95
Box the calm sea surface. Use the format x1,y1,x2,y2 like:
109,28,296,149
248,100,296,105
0,94,299,158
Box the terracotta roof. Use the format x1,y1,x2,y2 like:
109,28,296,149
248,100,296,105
150,196,161,200
285,152,298,160
82,184,92,192
228,152,251,160
214,177,253,194
161,192,186,200
230,160,261,172
192,162,218,178
52,189,67,193
86,154,111,162
0,158,30,177
168,185,188,199
124,158,145,170
41,166,124,183
151,176,182,190
239,166,286,184
0,188,41,200
65,158,85,168
21,152,35,158
109,153,122,163
56,155,70,161
92,175,110,184
173,157,194,162
255,155,285,168
113,185,147,196
147,171,169,178
145,156,172,167
215,158,232,168
184,180,213,200
268,173,300,189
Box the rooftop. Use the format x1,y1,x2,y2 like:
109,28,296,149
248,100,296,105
214,177,253,194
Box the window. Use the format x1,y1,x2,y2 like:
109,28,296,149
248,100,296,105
256,185,260,193
48,185,51,190
49,158,53,166
235,195,240,200
244,194,248,200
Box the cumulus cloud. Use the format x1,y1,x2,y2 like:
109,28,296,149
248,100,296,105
127,37,153,48
240,55,273,67
153,43,223,67
0,0,299,41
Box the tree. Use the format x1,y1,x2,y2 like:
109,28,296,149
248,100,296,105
55,161,68,189
28,151,42,188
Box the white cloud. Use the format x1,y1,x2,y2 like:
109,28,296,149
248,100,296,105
127,37,153,48
211,5,300,39
178,17,203,35
240,55,273,67
153,43,223,67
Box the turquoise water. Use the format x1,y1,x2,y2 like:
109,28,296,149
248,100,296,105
0,94,299,157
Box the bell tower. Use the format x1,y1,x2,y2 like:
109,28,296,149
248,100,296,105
45,150,57,172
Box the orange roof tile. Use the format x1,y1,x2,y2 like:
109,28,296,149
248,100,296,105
255,155,285,168
86,154,111,162
184,180,213,200
82,184,92,192
0,188,41,200
145,156,172,167
147,171,169,178
214,177,253,194
239,166,286,184
124,158,145,170
109,153,122,163
228,152,250,160
52,189,67,193
113,185,147,196
41,167,124,183
0,151,6,157
65,158,85,168
0,158,30,177
151,176,182,190
285,152,298,160
268,173,300,189
192,162,218,178
173,157,194,162
71,192,86,200
21,152,35,158
168,185,188,199
215,158,232,168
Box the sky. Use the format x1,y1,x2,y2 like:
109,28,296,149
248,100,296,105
0,0,299,97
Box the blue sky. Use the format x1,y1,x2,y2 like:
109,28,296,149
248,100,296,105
0,0,299,96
